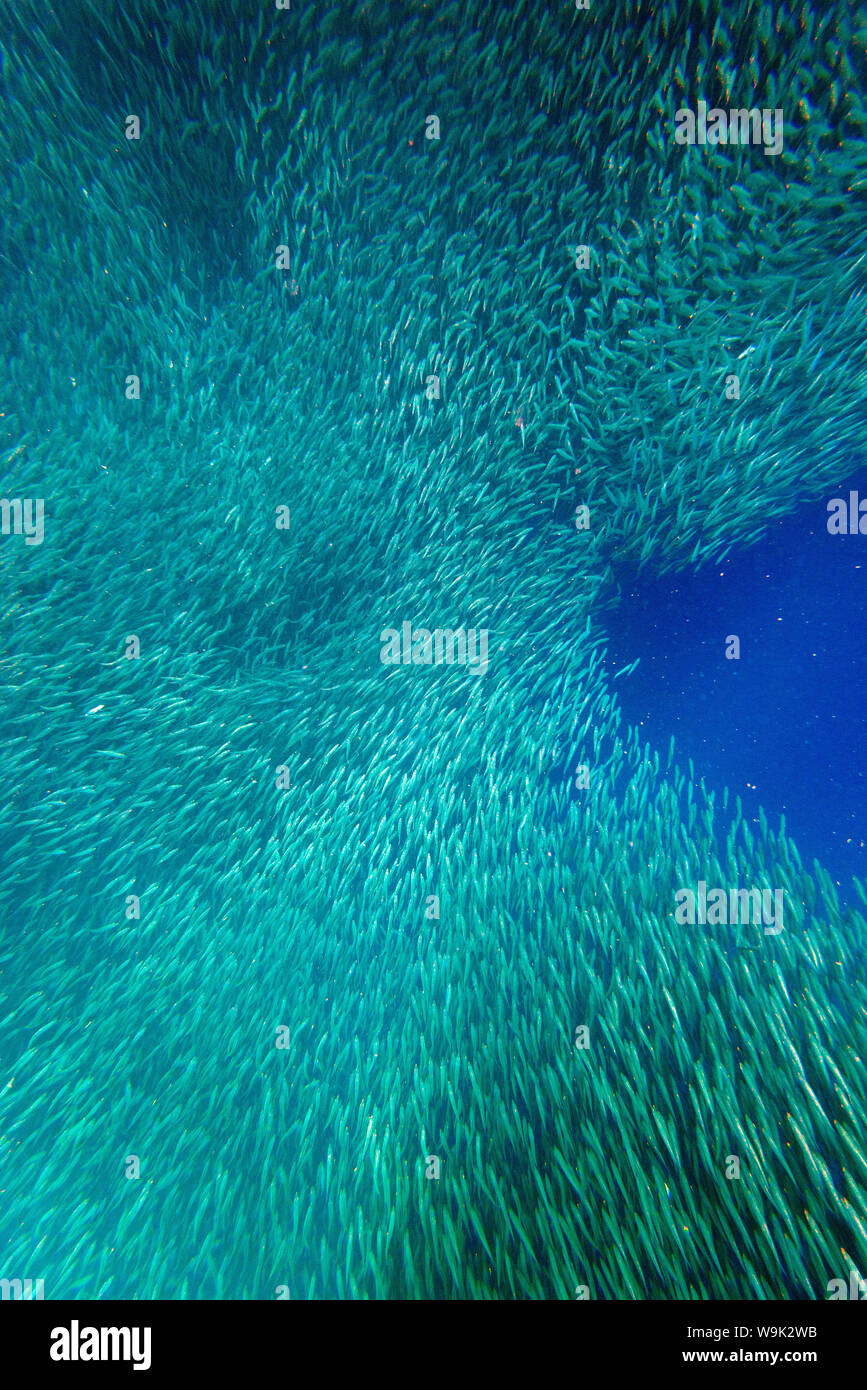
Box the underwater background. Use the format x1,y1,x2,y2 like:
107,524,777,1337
0,0,866,1300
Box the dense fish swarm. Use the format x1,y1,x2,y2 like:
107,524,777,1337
1,0,866,1299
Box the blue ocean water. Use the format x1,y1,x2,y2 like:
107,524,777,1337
603,470,867,904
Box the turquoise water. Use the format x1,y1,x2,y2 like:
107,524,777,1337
1,0,866,1301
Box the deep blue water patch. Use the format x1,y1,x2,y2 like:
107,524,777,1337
602,470,867,903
